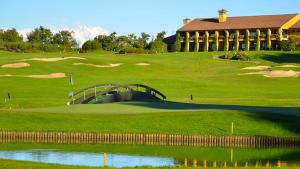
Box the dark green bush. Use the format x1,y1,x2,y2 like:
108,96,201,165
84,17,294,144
150,40,168,53
280,41,295,51
2,42,74,53
119,46,151,54
221,51,250,61
82,40,101,51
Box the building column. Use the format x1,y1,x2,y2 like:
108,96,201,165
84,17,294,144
184,32,190,52
256,29,261,51
267,29,272,50
204,31,209,52
224,30,229,51
278,28,283,41
245,29,250,51
234,30,240,51
214,31,219,51
194,32,199,52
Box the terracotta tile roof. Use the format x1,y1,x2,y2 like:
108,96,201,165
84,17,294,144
178,14,298,32
291,21,300,29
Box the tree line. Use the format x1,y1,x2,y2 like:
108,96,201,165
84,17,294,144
81,31,168,54
0,26,169,53
0,26,77,52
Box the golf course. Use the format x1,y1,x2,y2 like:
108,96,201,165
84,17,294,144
0,50,300,168
0,51,299,135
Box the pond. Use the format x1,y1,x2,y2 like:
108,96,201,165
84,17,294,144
0,143,300,168
0,149,175,167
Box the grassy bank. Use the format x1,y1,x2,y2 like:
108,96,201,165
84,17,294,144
0,159,298,169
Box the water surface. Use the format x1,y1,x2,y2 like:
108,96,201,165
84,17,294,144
0,149,175,167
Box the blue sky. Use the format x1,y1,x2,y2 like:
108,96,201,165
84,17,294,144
1,0,299,44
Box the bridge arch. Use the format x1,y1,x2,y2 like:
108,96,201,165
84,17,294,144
69,84,166,104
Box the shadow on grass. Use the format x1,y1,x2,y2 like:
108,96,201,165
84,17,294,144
123,101,300,134
124,101,300,115
261,53,300,63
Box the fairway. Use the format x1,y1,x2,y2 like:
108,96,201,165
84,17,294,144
0,51,300,136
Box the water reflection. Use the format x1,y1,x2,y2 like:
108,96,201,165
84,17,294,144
0,149,176,168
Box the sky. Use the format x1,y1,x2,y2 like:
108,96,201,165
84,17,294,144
1,0,299,46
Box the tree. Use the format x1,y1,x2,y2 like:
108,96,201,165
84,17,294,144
173,32,181,52
135,32,150,49
150,40,168,53
95,32,118,51
0,29,4,44
150,31,168,53
1,28,23,42
27,26,53,44
288,35,300,48
52,30,77,47
280,41,293,51
115,35,131,50
82,40,101,51
156,31,166,41
127,33,137,47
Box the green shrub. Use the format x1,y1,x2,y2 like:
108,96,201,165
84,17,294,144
280,41,294,51
221,51,250,61
2,42,74,53
119,46,151,54
150,40,168,53
82,40,101,51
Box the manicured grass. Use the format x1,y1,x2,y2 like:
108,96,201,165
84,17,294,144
0,51,299,136
0,107,299,136
0,159,298,169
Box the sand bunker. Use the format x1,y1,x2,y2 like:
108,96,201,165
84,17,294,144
277,65,299,68
1,62,30,68
242,66,271,70
21,57,85,62
243,70,300,77
0,73,66,78
26,73,66,78
73,62,122,68
136,63,150,66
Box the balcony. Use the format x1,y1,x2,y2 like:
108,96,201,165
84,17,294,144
209,36,215,41
219,36,225,41
229,36,235,40
239,35,245,40
249,35,256,41
271,34,278,39
199,37,205,41
189,36,196,41
260,35,266,40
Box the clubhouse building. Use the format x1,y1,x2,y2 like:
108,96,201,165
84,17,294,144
165,10,300,52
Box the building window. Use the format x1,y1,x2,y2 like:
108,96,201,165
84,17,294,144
250,32,257,36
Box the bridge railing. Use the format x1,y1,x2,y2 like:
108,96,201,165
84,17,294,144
69,84,167,104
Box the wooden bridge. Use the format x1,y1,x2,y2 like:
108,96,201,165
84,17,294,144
68,84,167,104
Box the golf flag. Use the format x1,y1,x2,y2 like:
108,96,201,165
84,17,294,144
69,72,73,85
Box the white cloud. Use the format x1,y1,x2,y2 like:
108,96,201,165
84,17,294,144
16,25,109,47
